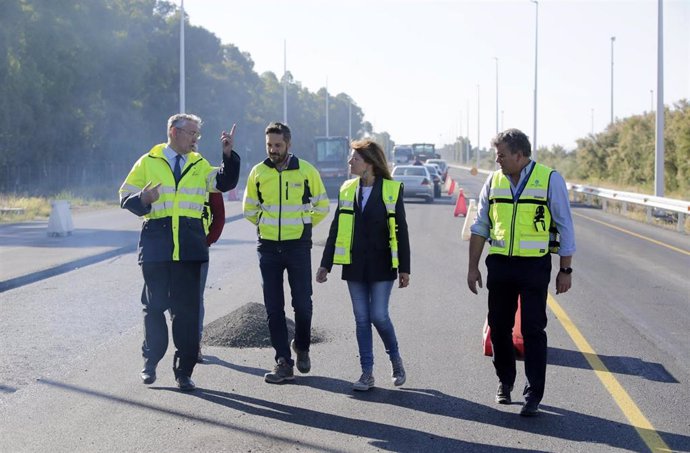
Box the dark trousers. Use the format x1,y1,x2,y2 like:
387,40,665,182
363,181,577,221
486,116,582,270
258,246,313,365
140,261,201,378
486,253,551,403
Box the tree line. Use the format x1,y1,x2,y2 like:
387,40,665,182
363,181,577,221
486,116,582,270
441,101,689,199
0,0,384,197
1,1,687,199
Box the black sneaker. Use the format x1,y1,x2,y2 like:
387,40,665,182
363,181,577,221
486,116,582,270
264,357,295,383
140,369,156,385
520,400,540,417
496,383,513,404
291,340,311,374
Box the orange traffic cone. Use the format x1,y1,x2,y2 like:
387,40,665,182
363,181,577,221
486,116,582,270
448,178,456,195
227,188,239,201
482,296,524,358
513,297,525,359
453,188,467,217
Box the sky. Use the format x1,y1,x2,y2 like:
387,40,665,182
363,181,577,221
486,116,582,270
182,0,689,150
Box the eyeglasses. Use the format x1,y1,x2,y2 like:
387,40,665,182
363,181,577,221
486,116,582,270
175,127,202,140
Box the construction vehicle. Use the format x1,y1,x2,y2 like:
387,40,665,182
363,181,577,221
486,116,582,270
411,143,439,162
314,136,350,197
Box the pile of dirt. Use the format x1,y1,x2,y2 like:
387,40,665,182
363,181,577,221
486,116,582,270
202,302,326,348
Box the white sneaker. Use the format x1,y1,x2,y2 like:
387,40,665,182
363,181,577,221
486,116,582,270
352,372,375,391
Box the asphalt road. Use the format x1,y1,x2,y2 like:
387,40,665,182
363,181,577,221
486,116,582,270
1,171,689,452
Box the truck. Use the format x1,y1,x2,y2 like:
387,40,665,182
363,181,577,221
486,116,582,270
393,145,413,164
411,143,439,162
313,136,351,197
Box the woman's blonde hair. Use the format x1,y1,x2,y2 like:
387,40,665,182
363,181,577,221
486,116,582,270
351,139,392,180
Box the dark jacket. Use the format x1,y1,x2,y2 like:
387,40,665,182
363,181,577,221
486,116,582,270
321,177,411,282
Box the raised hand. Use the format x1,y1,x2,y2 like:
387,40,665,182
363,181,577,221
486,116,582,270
221,123,237,157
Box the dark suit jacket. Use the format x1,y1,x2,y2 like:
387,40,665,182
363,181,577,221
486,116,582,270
321,177,411,281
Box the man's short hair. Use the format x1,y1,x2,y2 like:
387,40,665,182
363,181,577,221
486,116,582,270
492,128,531,157
265,122,291,144
168,113,203,130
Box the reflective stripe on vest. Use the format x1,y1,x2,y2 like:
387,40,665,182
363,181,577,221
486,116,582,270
333,178,401,268
488,162,553,257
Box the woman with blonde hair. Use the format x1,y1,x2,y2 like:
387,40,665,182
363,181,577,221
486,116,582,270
316,139,411,391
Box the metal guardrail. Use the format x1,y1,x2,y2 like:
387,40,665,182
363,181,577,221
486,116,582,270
568,183,689,233
448,163,689,234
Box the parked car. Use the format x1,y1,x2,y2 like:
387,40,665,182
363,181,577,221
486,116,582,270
391,165,434,203
426,159,449,182
424,164,443,198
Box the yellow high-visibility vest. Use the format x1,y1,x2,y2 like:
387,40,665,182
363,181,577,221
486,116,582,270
488,162,554,257
119,143,218,260
333,177,401,268
243,157,330,241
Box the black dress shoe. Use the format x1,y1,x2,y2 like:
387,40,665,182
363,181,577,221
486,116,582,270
140,370,156,385
495,383,513,404
520,400,540,417
176,376,196,391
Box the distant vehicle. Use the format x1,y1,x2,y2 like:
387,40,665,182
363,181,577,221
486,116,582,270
314,136,350,197
393,145,413,164
426,158,448,182
424,164,443,198
391,165,433,203
411,143,439,162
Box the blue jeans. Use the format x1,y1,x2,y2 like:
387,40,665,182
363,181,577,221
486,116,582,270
347,280,400,372
258,246,313,365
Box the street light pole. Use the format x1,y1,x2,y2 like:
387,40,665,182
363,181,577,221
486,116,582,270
325,78,329,138
283,40,287,124
495,57,499,136
531,0,539,159
179,0,185,113
610,36,616,124
476,84,480,169
654,0,664,197
348,98,352,141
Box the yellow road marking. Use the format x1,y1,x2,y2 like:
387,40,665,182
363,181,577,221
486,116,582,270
548,294,670,452
573,211,690,256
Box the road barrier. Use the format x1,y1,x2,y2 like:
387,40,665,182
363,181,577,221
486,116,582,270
448,163,689,234
47,200,73,237
568,183,689,234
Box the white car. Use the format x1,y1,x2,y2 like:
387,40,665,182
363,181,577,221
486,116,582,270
426,159,449,182
392,165,434,203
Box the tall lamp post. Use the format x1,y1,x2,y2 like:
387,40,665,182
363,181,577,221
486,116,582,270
610,36,616,124
179,0,185,113
476,84,480,169
283,40,287,124
495,57,499,136
531,0,539,159
654,0,664,197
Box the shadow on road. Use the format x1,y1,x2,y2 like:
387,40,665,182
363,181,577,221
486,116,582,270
36,377,690,452
548,346,678,383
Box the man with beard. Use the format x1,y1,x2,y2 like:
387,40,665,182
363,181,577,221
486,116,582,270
467,128,575,416
119,113,240,391
243,122,330,383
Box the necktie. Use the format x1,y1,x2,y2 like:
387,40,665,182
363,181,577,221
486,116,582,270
173,154,182,183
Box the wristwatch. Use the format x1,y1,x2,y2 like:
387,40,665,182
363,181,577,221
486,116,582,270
559,267,573,275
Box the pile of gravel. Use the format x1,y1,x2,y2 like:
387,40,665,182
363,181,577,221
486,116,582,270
202,302,326,348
